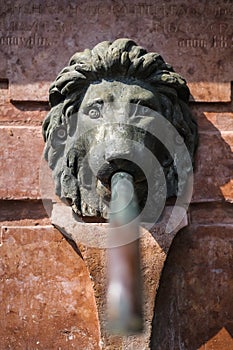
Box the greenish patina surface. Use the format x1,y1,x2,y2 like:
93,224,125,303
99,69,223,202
42,38,198,219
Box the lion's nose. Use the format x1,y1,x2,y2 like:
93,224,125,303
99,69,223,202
104,140,132,162
105,150,131,163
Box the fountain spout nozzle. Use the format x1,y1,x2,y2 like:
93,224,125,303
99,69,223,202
106,171,143,335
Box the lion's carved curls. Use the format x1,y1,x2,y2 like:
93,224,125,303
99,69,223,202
42,38,198,219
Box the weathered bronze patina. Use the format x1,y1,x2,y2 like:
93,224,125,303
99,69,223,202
42,38,198,220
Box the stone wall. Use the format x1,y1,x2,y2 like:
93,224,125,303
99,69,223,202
0,0,232,349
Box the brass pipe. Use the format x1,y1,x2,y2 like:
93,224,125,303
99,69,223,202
106,172,143,334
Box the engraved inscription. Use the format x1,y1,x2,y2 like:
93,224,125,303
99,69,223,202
0,20,64,32
1,1,233,17
178,39,208,49
0,0,232,95
0,1,232,49
0,35,51,47
178,36,232,49
212,35,231,48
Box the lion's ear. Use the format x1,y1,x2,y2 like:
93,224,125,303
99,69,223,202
42,113,51,142
42,103,64,142
49,85,64,107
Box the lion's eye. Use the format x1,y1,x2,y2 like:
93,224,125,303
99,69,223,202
175,135,184,145
141,106,150,115
88,107,101,119
51,126,67,149
131,102,151,117
56,126,67,140
84,101,103,119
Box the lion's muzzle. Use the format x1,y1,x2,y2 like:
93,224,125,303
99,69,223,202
87,124,149,189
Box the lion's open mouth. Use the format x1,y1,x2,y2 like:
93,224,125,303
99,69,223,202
96,159,147,189
95,159,148,216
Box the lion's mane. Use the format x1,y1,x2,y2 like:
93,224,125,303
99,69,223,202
42,38,198,218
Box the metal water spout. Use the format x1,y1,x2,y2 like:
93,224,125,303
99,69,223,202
106,172,143,334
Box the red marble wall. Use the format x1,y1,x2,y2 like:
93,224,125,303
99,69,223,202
0,1,232,349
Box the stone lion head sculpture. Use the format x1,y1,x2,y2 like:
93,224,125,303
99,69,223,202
42,38,198,221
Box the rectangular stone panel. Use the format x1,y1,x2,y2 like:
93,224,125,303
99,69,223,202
0,200,50,227
199,328,233,350
0,225,100,350
150,224,233,350
9,82,51,102
1,126,233,203
193,132,233,202
193,112,233,132
0,0,232,102
188,82,232,103
189,202,233,225
0,126,43,199
0,102,48,125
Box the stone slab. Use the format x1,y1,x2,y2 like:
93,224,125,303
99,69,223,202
1,126,233,203
68,205,188,349
199,328,233,350
0,126,43,199
0,0,232,102
189,202,233,225
0,101,48,125
9,82,51,102
193,131,233,202
193,112,233,132
51,203,188,249
150,224,233,349
0,200,45,221
188,82,232,103
0,225,100,350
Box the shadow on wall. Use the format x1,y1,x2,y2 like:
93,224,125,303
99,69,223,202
150,110,233,349
150,225,233,350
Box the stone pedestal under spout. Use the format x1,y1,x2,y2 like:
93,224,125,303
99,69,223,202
51,203,188,349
